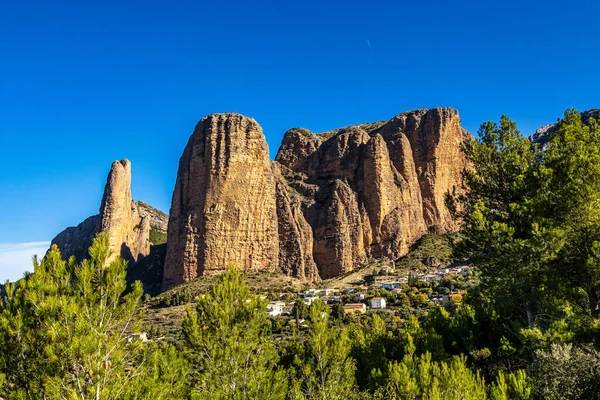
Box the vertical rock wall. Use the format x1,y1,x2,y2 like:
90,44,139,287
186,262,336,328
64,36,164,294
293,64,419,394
162,114,280,290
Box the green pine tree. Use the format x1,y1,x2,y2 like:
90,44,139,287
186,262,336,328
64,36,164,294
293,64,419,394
0,232,189,399
288,300,357,400
181,266,287,400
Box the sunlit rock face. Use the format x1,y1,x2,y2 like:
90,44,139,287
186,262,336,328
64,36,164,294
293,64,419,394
162,108,471,289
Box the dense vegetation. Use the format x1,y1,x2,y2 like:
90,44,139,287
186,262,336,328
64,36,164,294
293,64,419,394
149,228,167,245
0,109,599,399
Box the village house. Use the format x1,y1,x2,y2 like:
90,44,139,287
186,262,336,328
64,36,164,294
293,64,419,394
303,296,319,305
380,282,403,290
320,288,336,296
344,303,367,314
431,294,450,306
266,301,286,316
282,305,294,316
371,297,386,309
421,274,442,283
352,292,366,301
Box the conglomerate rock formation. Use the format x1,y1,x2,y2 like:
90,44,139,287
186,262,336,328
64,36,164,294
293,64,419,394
162,108,471,289
161,114,280,289
51,159,167,265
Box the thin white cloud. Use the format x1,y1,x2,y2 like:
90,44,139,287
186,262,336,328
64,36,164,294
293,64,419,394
0,242,50,283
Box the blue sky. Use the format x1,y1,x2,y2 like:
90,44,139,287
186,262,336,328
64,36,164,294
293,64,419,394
1,0,599,280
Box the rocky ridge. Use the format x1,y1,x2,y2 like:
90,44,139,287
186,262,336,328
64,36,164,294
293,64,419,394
162,108,471,289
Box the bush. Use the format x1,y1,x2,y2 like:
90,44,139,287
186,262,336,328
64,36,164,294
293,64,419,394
531,343,600,399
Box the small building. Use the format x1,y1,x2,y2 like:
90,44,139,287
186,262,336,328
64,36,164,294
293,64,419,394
282,305,294,316
267,301,286,316
371,297,386,309
352,292,366,301
303,296,319,305
344,303,367,314
381,282,402,290
431,294,450,306
423,274,442,283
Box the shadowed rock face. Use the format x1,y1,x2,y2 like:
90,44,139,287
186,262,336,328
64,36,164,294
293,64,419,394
162,113,280,290
162,108,471,289
531,109,600,150
50,160,167,265
50,215,100,262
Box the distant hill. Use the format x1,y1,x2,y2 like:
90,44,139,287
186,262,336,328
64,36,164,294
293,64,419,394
530,109,600,150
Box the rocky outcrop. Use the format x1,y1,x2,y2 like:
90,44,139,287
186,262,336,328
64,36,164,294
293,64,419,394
377,108,471,232
162,108,471,289
135,201,169,234
51,160,167,265
99,159,150,263
50,215,100,262
162,113,280,290
531,109,600,150
271,108,469,280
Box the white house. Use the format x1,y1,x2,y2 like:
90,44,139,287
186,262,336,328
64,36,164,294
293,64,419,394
371,297,386,309
423,274,442,283
381,282,402,290
266,301,287,316
303,296,319,305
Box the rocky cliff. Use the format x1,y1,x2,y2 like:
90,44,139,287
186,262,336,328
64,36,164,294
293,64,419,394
162,114,280,290
51,159,168,265
162,108,471,289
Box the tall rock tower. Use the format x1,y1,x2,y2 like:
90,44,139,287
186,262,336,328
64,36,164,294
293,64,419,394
162,113,280,290
51,159,156,264
98,159,150,264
